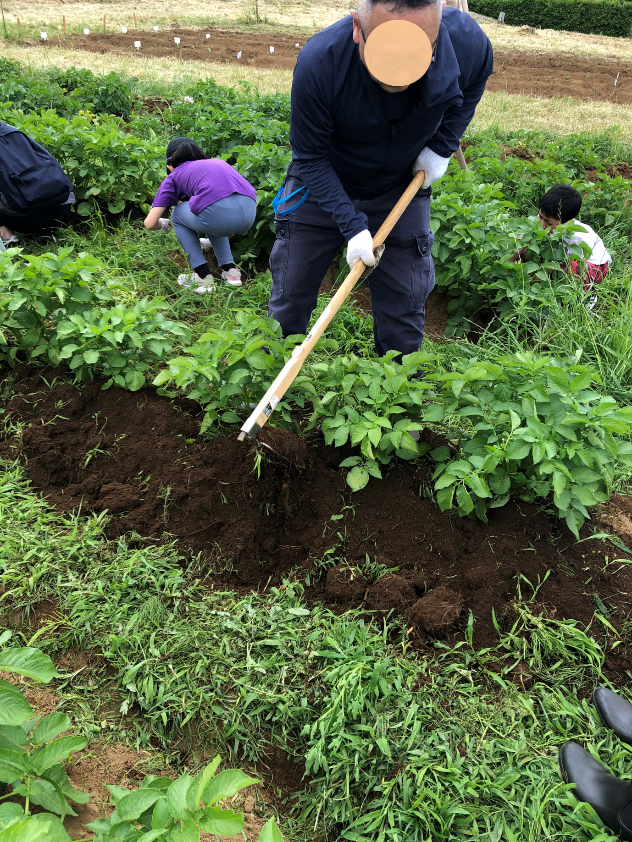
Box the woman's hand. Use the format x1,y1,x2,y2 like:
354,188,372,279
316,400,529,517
144,206,168,231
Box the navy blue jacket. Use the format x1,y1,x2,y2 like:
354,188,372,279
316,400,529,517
289,9,493,239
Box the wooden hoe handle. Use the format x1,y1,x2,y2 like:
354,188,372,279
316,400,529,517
238,169,426,442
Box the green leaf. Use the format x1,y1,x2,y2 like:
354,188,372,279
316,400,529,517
169,818,200,842
257,818,284,842
190,756,221,810
0,725,28,752
565,507,585,539
436,485,455,512
430,446,450,462
552,470,567,497
422,403,445,422
0,749,30,783
456,485,474,515
506,440,531,461
151,797,170,830
32,714,71,746
83,350,99,364
17,778,74,818
375,737,391,757
202,769,259,807
0,818,57,842
199,807,244,836
346,465,369,492
31,736,87,774
0,649,58,683
111,789,164,824
125,370,146,392
167,774,193,820
0,681,33,726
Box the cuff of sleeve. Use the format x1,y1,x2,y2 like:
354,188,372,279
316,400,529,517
341,212,369,242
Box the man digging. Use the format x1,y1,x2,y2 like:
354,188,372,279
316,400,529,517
268,0,493,359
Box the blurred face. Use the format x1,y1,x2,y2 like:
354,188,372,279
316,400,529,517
351,0,444,92
539,210,561,230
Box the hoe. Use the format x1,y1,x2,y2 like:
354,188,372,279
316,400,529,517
238,169,426,447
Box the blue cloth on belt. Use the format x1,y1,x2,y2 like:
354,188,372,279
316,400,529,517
289,9,493,240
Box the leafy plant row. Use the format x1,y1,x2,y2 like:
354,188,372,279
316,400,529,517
3,247,632,536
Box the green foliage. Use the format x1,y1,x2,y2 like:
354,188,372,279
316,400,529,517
307,351,436,488
50,299,190,390
0,107,163,215
0,248,191,389
469,0,632,37
0,634,88,820
0,805,70,842
425,351,632,536
154,308,314,431
47,68,135,119
87,758,279,842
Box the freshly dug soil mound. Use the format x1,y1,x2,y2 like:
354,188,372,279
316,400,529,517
3,365,632,681
366,574,416,611
407,586,464,638
324,565,367,604
34,29,632,106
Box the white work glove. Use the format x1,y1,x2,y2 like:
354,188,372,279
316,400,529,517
159,217,173,233
347,229,376,270
412,147,451,189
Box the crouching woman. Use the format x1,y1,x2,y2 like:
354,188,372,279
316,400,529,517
144,137,257,293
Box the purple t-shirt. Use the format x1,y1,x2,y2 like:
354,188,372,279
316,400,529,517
152,158,257,214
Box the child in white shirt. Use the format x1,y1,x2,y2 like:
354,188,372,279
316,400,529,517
538,184,611,291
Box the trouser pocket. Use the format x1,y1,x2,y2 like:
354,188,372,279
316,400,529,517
270,219,291,295
410,229,435,309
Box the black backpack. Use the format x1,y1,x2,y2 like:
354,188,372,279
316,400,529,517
0,123,73,214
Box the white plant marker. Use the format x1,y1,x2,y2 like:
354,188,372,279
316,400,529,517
84,28,90,34
237,50,242,59
134,40,141,49
40,31,48,40
295,42,299,47
154,25,159,31
122,26,127,33
206,33,211,39
269,45,274,53
174,36,181,44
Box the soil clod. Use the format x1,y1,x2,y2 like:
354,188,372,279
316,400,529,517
324,566,367,605
407,586,464,637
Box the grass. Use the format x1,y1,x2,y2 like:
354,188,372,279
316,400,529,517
0,461,629,842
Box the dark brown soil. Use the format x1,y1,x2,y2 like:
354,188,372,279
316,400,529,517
488,49,632,105
33,28,632,106
325,565,368,604
407,586,464,637
38,27,306,69
3,365,632,681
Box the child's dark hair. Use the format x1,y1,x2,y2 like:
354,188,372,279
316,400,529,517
539,184,582,223
166,137,207,168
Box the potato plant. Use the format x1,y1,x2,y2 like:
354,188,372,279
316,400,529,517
424,351,632,536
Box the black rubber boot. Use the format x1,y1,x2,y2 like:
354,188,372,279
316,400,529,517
559,741,632,840
594,688,632,747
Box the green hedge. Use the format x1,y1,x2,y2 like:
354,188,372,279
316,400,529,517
470,0,632,36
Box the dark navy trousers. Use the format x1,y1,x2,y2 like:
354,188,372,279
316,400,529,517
268,165,435,357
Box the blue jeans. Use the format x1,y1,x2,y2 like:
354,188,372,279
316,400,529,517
268,165,434,358
171,193,257,270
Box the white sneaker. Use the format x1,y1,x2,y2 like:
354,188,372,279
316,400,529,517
1,234,19,246
193,282,216,294
177,272,215,293
221,267,242,287
159,218,172,233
